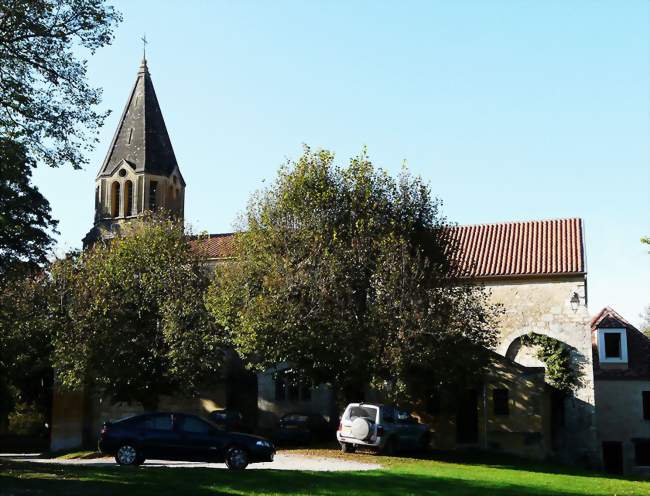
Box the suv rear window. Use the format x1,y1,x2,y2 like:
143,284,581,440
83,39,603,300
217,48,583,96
346,405,378,422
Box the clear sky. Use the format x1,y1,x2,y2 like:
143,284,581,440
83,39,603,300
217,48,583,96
33,0,649,326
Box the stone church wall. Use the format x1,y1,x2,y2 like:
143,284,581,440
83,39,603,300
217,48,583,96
485,275,598,466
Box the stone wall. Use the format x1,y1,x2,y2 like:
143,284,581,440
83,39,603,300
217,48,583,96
485,275,598,466
50,385,228,451
424,355,551,460
257,369,335,432
595,380,650,476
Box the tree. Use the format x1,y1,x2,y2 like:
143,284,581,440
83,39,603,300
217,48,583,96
51,215,223,409
206,147,500,408
0,138,57,277
643,236,650,254
0,270,55,431
0,0,121,169
641,305,650,339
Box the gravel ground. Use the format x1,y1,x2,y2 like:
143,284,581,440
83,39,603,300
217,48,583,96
3,452,381,472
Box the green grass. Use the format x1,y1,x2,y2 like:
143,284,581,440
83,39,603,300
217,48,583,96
1,449,648,496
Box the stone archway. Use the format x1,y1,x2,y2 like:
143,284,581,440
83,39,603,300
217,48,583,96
505,336,545,368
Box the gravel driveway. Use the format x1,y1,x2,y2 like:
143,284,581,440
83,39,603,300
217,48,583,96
5,453,381,472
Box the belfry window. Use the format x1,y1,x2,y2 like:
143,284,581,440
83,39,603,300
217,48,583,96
110,181,121,218
124,181,133,217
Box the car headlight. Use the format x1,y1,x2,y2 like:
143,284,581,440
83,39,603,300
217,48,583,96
256,440,272,448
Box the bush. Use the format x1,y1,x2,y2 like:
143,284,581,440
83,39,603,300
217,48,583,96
8,403,46,436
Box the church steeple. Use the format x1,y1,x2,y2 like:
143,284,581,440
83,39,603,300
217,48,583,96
84,58,185,246
98,57,183,180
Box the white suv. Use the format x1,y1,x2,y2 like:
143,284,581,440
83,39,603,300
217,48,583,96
337,403,430,455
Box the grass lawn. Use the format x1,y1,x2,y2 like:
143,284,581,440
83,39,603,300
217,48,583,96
1,449,648,496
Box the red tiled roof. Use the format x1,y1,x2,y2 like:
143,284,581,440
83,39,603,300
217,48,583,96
590,306,634,330
190,233,236,259
446,218,585,278
198,217,586,279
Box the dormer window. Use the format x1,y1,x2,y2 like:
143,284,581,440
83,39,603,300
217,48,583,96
597,328,628,364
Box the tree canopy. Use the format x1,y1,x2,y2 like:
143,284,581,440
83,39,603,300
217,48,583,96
0,0,121,168
0,138,57,276
207,147,501,407
51,215,223,409
0,270,54,424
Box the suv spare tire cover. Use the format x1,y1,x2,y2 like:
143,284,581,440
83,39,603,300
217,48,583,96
351,418,372,440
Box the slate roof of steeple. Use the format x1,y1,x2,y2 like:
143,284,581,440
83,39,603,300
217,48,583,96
97,58,183,183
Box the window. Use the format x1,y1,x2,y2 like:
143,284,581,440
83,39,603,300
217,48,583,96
643,392,650,420
346,405,378,422
273,371,311,402
597,328,628,364
110,181,121,217
493,388,510,415
128,128,133,144
179,416,211,434
144,414,172,431
604,334,621,359
275,377,286,401
124,181,133,217
634,439,650,466
148,181,158,210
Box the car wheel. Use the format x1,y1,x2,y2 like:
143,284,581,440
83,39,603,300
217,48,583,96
340,442,356,454
225,446,249,470
115,444,139,466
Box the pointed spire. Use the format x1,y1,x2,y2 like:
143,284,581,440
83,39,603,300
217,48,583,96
97,58,183,184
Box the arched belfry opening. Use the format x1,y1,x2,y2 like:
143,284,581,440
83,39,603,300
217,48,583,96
124,180,133,217
111,181,121,218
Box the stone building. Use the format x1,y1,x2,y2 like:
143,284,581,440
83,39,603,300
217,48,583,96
591,307,650,476
200,218,599,465
51,58,643,474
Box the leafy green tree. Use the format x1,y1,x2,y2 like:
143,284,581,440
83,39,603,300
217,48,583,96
640,305,650,338
52,215,223,410
207,147,500,408
0,138,57,277
0,271,55,430
0,0,121,168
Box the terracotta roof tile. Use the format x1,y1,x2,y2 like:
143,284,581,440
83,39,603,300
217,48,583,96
190,233,236,259
197,217,586,279
446,218,585,278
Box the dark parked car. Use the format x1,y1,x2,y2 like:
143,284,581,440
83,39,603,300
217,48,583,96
98,412,274,469
274,412,334,445
208,409,247,433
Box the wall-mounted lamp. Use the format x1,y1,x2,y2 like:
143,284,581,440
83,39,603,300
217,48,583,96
570,292,581,312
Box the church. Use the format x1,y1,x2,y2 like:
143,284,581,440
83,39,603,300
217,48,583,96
51,58,650,476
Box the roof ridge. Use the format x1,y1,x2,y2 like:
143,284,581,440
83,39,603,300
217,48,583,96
447,217,582,230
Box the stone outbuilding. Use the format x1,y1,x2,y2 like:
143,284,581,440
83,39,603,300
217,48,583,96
591,307,650,476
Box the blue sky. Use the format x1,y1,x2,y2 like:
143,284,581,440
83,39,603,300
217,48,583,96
34,0,649,325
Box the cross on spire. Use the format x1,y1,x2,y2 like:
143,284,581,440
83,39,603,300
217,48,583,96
141,34,148,59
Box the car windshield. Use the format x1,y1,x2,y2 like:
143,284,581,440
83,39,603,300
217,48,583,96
346,405,378,422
